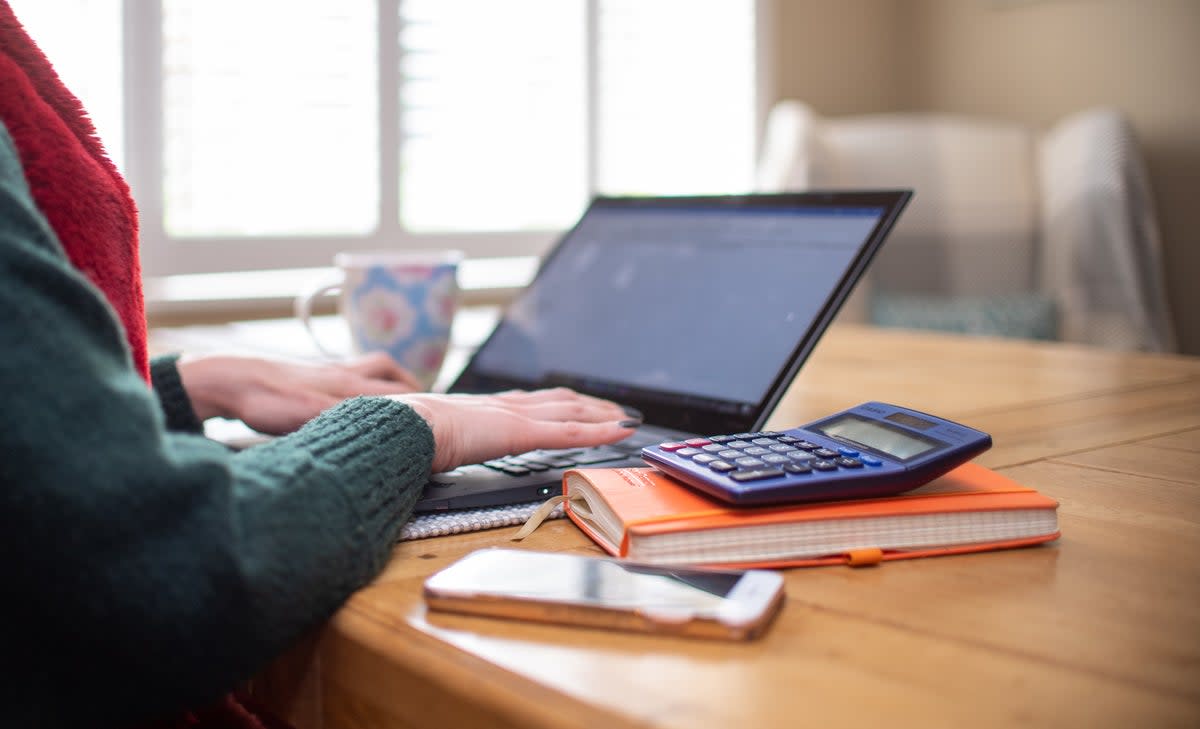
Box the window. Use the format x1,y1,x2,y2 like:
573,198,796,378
9,0,763,277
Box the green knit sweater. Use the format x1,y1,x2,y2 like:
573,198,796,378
0,122,435,727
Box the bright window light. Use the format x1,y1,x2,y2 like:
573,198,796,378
162,0,379,237
5,0,760,275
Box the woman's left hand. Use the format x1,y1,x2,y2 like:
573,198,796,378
177,352,423,434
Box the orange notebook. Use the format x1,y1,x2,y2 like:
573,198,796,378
562,463,1059,568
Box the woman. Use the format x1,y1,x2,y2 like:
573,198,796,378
0,4,636,727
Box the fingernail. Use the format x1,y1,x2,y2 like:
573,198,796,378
622,406,644,420
618,419,642,429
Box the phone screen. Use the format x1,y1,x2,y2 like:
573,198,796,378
426,549,746,613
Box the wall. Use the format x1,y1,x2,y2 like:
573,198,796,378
773,0,913,115
772,0,1200,354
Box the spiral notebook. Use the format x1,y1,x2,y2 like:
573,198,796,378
399,500,563,541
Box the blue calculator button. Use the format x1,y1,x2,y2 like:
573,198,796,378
860,455,883,467
838,447,860,457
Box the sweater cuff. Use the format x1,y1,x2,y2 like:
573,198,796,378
286,396,436,554
149,354,205,433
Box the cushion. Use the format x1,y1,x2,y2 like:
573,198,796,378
870,291,1059,341
819,114,1041,297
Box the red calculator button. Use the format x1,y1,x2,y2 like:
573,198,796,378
659,442,687,451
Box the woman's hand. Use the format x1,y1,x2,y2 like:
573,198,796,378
388,388,641,473
177,352,423,435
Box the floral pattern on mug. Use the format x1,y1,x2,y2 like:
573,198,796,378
347,262,458,386
424,271,458,328
354,287,418,348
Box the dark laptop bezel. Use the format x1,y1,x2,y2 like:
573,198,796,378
447,190,912,436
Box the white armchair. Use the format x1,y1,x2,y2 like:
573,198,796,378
757,101,1176,352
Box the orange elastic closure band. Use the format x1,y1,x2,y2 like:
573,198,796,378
845,547,884,566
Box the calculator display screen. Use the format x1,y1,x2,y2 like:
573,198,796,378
816,415,940,460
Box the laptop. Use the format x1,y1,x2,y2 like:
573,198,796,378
417,190,912,512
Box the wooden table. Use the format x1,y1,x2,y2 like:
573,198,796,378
243,324,1200,729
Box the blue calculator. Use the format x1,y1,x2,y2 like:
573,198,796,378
641,402,992,506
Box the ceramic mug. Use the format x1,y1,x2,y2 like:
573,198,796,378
295,250,463,388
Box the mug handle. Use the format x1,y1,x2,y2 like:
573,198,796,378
294,281,344,358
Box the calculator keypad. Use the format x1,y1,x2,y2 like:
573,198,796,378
654,430,886,484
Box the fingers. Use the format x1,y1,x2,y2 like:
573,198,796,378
311,354,423,399
494,386,612,406
433,409,637,473
517,417,639,451
344,352,423,390
178,352,427,435
236,390,343,435
501,390,641,447
501,399,629,425
450,392,632,426
390,388,641,473
490,387,631,421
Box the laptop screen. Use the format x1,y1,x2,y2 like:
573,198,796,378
452,192,910,434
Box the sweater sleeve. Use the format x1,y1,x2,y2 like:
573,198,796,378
150,352,206,433
0,124,435,727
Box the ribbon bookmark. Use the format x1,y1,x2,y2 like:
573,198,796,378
510,494,569,541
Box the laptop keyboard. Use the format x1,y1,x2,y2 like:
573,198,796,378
478,429,667,477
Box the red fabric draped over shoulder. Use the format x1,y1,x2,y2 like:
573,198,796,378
0,3,148,381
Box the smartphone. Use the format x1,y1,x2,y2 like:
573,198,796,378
423,548,786,640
